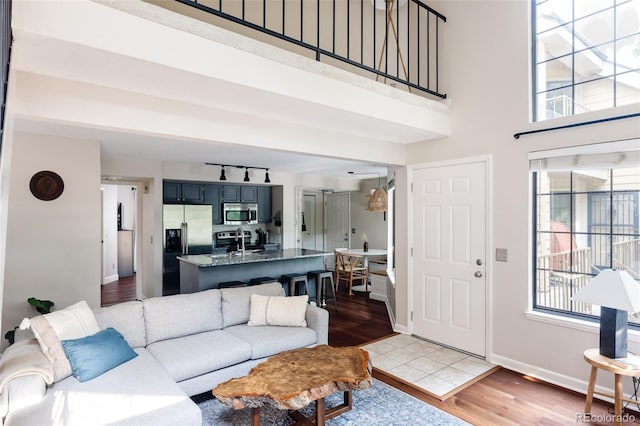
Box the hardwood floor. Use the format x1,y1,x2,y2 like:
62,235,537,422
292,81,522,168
327,289,394,347
101,274,137,307
102,279,634,425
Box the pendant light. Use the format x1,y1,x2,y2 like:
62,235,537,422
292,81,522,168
264,169,271,183
219,166,226,181
367,173,387,212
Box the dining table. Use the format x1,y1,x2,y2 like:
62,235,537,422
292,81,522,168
344,248,387,293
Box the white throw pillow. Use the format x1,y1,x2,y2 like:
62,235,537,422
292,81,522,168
248,294,308,327
26,300,100,382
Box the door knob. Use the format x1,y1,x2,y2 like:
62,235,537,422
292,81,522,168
474,271,483,278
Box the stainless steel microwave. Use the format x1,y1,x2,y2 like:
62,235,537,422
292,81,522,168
223,203,258,225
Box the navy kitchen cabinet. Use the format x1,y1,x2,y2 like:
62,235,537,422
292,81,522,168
222,185,257,203
163,181,204,204
204,184,222,224
257,186,272,223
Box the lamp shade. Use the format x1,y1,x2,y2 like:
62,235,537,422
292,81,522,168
572,269,640,313
367,187,387,212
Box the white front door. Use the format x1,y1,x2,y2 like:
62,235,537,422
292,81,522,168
412,161,487,356
325,193,350,268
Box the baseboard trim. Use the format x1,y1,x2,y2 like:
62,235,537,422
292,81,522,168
489,353,633,407
103,274,119,285
369,293,386,302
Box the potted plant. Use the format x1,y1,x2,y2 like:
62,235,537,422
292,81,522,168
4,297,54,345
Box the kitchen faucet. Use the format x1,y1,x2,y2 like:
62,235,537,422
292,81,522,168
235,227,245,254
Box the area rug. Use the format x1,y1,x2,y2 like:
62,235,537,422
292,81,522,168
199,378,468,425
362,334,500,401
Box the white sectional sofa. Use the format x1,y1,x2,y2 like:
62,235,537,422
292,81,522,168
0,282,329,425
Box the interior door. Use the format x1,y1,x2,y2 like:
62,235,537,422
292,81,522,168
325,192,350,267
412,161,487,356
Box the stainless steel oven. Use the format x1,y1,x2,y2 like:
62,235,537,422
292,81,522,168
223,203,258,225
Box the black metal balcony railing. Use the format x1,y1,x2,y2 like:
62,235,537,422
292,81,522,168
0,0,12,151
176,0,447,99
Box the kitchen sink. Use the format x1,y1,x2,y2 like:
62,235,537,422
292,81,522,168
210,253,230,259
210,249,267,259
230,249,264,255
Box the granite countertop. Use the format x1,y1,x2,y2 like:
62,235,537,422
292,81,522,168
177,248,330,267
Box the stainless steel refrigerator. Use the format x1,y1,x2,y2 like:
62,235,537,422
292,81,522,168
162,205,213,295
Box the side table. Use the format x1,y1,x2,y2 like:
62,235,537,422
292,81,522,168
583,348,640,425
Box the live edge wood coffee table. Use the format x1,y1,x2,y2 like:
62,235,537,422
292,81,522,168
213,345,372,425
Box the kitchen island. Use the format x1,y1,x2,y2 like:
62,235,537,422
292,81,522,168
178,248,330,294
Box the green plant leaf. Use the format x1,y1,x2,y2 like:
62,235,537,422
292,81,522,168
27,297,54,314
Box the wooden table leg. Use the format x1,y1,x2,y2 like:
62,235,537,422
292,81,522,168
315,397,326,425
251,407,260,426
614,373,622,426
585,365,597,416
344,389,352,408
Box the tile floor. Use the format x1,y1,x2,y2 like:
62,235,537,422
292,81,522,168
361,334,497,400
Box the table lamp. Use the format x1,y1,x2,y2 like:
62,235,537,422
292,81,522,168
572,269,640,359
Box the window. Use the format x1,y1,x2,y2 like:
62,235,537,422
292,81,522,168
531,142,640,325
532,0,640,122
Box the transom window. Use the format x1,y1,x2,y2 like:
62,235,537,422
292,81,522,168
531,143,640,325
532,0,640,121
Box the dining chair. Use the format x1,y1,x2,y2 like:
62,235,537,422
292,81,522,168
335,251,368,295
333,248,348,289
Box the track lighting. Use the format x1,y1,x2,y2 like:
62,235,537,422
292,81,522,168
205,163,272,184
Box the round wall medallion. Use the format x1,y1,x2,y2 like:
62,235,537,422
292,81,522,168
30,171,64,201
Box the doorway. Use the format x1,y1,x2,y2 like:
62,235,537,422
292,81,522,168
410,158,489,357
325,192,351,253
101,182,142,306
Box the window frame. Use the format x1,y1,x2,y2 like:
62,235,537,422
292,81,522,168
531,0,640,122
530,140,640,327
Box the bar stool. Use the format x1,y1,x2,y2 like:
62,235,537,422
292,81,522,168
308,270,337,311
280,273,311,300
249,277,276,285
218,281,247,289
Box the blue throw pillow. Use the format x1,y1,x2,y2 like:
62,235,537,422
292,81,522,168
62,327,138,382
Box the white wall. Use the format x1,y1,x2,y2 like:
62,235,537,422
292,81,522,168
101,185,118,284
1,132,101,348
392,0,640,394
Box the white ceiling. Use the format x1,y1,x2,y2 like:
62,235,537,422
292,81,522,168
14,118,391,177
10,0,450,179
